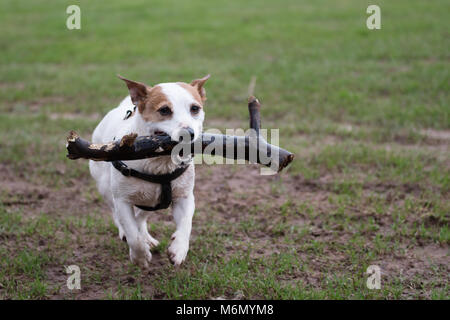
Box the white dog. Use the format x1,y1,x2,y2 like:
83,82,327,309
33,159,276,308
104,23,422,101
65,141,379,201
89,74,209,269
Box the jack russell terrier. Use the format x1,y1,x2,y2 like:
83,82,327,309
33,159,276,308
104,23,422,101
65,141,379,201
89,74,210,269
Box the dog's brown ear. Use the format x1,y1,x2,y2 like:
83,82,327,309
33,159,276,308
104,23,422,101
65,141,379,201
190,74,210,101
117,75,151,106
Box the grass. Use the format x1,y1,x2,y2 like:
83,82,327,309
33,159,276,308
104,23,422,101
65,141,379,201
0,0,449,299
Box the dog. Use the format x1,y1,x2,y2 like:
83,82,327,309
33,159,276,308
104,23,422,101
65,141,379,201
89,74,210,269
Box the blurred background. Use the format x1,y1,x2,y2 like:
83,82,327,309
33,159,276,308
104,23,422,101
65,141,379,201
0,0,448,299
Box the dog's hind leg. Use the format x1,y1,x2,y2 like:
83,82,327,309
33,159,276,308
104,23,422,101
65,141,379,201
135,209,160,249
168,193,195,266
113,199,152,269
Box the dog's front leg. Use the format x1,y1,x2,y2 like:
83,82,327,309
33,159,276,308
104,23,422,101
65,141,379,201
113,198,152,269
168,193,195,266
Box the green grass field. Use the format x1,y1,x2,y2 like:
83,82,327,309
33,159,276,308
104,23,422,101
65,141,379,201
0,0,448,299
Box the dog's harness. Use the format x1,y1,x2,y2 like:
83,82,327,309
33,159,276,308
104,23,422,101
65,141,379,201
112,160,188,211
114,106,188,211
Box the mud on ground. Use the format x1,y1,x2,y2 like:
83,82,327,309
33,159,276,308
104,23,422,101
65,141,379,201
0,160,448,299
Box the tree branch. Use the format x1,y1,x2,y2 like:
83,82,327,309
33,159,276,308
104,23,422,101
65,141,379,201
66,97,294,172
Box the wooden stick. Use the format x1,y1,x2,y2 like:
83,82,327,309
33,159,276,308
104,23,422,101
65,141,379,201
66,97,294,172
248,96,261,135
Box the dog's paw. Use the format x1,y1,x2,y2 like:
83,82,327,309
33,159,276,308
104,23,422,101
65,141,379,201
144,233,159,249
167,233,189,266
129,242,152,270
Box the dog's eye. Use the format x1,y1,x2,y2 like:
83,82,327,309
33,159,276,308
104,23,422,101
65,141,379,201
190,105,201,115
158,106,172,116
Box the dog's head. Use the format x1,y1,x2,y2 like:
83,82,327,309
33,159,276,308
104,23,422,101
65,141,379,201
118,74,210,142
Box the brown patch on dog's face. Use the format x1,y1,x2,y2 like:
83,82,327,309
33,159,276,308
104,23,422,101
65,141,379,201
118,75,210,123
139,86,173,122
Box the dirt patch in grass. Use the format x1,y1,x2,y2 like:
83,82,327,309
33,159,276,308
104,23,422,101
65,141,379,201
7,96,68,112
49,113,102,121
374,244,448,299
0,163,108,219
420,129,450,142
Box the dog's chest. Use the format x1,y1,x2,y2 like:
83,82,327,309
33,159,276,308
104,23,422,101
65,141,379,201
126,181,162,206
113,161,195,207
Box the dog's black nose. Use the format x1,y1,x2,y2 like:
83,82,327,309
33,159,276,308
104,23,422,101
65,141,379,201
179,127,195,142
